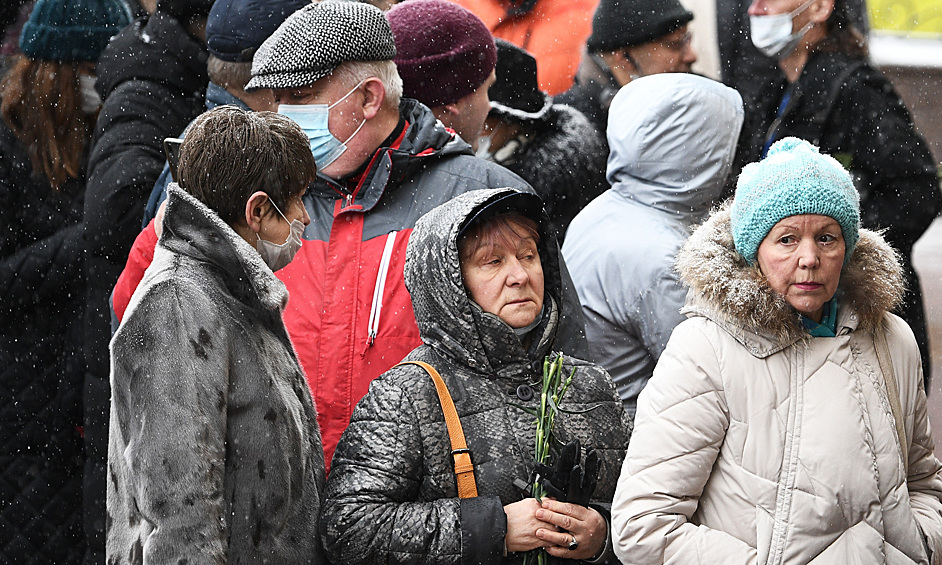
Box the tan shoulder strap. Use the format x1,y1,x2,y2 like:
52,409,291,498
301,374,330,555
397,361,478,498
873,326,909,476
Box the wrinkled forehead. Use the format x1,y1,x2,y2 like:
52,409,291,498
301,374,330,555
457,214,541,261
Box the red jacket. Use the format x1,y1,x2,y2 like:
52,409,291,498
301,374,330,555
113,100,587,468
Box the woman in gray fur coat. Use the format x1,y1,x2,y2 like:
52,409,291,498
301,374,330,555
321,188,631,565
106,106,326,564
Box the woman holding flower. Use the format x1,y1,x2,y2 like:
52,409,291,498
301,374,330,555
321,188,630,564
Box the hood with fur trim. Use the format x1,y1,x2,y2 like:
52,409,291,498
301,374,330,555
676,205,904,355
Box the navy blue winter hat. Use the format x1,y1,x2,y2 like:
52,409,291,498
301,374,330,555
207,0,312,63
19,0,132,62
156,0,215,24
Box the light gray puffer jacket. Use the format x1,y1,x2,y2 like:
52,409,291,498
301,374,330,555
107,186,326,564
611,207,942,565
321,188,631,565
563,73,743,415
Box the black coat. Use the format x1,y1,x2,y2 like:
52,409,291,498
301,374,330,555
554,56,618,147
738,49,941,385
82,11,207,562
0,119,87,564
486,105,608,242
322,188,630,565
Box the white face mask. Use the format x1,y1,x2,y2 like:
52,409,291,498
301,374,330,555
79,74,102,114
750,0,817,59
256,198,304,272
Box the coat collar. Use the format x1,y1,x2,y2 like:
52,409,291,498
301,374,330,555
161,185,288,312
676,205,903,357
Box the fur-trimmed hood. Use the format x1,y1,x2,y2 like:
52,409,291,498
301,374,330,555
676,205,904,356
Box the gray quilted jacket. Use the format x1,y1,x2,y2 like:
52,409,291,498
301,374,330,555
321,188,631,565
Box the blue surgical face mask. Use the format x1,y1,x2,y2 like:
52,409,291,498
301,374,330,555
278,81,366,171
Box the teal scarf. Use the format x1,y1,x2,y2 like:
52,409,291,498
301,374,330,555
801,299,838,337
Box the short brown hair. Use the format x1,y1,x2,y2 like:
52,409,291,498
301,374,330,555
458,212,540,262
207,55,253,92
177,105,317,225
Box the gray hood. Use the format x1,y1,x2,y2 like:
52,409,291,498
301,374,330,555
404,188,564,378
606,74,743,224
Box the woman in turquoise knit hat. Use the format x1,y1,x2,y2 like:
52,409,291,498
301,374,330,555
610,137,942,564
0,0,131,562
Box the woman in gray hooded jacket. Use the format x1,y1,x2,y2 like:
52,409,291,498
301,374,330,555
321,188,631,564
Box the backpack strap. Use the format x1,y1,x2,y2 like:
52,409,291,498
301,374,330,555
397,361,478,498
873,325,909,476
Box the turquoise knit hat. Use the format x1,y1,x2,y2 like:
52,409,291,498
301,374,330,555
19,0,133,62
731,137,860,264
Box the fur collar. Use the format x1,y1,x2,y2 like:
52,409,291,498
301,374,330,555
676,205,904,355
163,185,288,312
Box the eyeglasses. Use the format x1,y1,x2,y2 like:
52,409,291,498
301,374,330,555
659,32,694,52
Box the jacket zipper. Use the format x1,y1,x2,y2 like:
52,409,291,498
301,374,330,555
365,231,398,349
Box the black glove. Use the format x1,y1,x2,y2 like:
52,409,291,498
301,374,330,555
535,439,600,506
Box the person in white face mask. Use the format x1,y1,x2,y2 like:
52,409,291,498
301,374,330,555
0,0,131,562
107,105,329,564
737,0,941,394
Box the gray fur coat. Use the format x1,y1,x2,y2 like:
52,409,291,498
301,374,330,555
321,188,631,565
106,186,326,564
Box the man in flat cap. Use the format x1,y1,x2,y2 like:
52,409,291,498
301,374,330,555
112,0,587,469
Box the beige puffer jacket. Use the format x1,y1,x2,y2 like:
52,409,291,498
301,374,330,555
611,207,942,565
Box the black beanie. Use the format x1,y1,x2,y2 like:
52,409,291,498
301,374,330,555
587,0,693,53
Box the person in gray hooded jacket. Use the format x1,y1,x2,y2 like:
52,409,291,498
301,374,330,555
107,106,326,564
562,73,743,415
321,188,631,564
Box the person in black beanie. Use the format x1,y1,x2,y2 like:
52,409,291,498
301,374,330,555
556,0,697,138
80,0,211,563
477,39,607,242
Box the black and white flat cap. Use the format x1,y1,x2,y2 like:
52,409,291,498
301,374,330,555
246,0,397,92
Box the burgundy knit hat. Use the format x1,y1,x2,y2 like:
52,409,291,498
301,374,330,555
387,0,497,108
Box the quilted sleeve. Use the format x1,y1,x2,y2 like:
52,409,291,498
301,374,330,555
610,320,758,564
